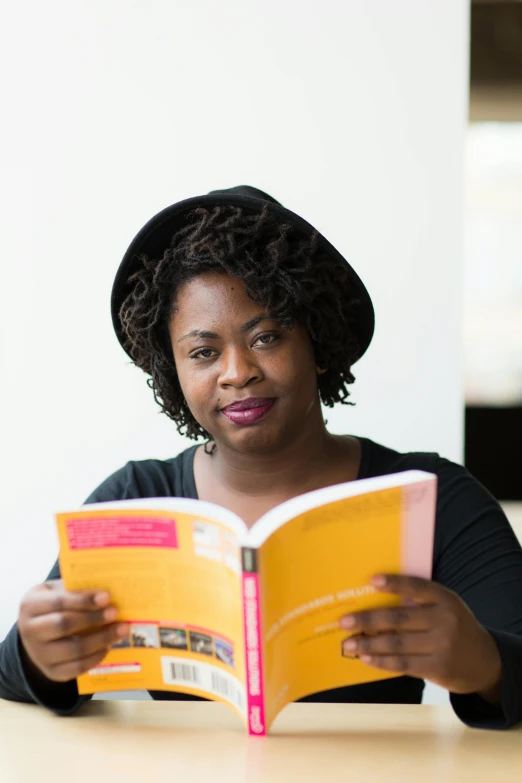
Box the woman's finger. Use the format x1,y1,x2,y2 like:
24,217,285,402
340,605,435,634
358,653,437,678
370,574,449,605
42,623,129,668
45,648,116,683
343,631,435,658
27,606,119,642
21,582,111,618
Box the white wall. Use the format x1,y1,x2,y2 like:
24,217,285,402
0,0,469,710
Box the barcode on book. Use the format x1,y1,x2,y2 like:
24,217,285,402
211,672,244,710
169,662,200,684
161,656,246,714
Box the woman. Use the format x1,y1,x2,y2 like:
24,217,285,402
1,185,521,727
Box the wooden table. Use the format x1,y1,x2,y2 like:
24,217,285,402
0,701,520,782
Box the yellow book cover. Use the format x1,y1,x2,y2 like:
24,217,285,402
56,469,437,735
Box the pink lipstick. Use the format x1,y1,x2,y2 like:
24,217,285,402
221,397,276,426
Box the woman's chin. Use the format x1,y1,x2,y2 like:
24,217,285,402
214,423,284,456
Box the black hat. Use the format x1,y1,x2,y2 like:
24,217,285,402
111,185,375,361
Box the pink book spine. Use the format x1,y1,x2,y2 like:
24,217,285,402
241,548,266,736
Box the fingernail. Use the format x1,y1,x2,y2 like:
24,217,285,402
361,655,373,664
340,615,355,629
103,607,118,622
344,639,357,653
116,624,129,637
371,575,386,588
94,591,110,607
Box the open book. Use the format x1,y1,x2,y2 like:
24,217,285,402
56,470,437,735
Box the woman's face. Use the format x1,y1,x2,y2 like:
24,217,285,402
169,271,323,455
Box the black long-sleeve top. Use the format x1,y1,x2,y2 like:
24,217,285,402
1,437,522,728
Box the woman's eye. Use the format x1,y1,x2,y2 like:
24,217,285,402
191,348,216,360
253,333,279,347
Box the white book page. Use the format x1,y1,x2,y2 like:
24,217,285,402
246,470,436,548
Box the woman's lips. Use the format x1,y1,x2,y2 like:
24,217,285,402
221,398,276,426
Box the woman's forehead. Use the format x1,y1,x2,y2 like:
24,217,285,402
171,272,267,329
178,270,244,296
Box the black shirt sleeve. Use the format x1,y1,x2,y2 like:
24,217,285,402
431,457,522,729
0,462,139,714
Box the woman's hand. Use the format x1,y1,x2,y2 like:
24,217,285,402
18,579,129,684
341,575,503,704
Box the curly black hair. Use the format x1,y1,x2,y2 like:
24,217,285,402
119,203,360,441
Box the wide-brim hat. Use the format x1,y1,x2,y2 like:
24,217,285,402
111,185,375,361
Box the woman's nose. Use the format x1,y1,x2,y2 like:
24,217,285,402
218,347,261,388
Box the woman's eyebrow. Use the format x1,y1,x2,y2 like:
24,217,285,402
177,316,269,343
177,329,218,343
240,315,268,332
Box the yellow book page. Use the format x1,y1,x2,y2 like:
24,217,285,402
259,487,404,728
56,508,246,718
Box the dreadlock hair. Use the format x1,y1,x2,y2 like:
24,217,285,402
119,203,360,442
